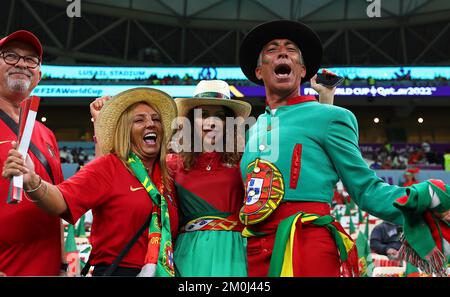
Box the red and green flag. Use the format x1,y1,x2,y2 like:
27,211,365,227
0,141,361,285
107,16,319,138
335,210,342,224
349,216,356,235
75,215,86,238
365,215,370,237
79,245,92,271
404,262,421,277
358,207,364,224
344,200,351,216
355,231,373,277
65,224,80,276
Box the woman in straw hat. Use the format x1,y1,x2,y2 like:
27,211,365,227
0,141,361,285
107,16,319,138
168,80,251,276
2,87,179,277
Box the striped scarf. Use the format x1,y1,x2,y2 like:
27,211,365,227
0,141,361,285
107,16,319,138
394,179,450,276
128,153,174,277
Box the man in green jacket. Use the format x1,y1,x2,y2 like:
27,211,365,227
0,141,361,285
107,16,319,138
238,20,450,277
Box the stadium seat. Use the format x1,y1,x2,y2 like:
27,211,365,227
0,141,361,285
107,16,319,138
370,253,403,267
372,266,405,277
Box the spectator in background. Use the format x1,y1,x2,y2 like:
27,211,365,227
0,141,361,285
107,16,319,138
445,149,450,171
59,146,72,163
332,185,344,206
402,168,420,187
421,141,430,151
382,140,392,154
421,141,438,165
369,155,382,170
343,77,350,86
408,147,423,165
381,156,393,169
392,151,408,169
395,68,411,81
332,182,351,206
84,210,93,232
370,221,402,260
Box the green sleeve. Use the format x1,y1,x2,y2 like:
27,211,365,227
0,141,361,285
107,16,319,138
324,108,405,224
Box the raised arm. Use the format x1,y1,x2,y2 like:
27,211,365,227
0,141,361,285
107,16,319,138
90,96,111,158
323,108,406,224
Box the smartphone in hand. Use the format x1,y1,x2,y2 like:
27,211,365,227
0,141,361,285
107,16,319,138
316,72,344,88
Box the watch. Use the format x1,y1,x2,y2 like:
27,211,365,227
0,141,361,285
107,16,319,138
61,263,69,271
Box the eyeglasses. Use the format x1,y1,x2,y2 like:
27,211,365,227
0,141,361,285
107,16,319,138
0,51,40,69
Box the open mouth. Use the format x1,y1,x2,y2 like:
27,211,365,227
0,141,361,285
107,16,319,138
274,64,292,78
143,132,157,145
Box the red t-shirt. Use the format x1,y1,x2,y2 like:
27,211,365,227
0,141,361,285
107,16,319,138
0,119,64,276
58,154,178,269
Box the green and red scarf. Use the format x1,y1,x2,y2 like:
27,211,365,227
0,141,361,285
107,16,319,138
128,153,174,277
394,179,450,276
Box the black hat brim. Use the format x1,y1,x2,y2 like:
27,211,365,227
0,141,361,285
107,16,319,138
239,20,323,85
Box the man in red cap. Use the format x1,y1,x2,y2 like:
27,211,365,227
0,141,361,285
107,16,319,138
0,30,66,276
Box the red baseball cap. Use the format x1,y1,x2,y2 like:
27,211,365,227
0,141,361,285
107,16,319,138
0,30,43,60
404,167,420,176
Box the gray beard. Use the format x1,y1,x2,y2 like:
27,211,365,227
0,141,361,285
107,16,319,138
7,76,31,93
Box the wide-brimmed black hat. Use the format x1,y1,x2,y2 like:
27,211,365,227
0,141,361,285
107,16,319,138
239,19,323,85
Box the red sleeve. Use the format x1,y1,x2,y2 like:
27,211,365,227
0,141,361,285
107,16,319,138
57,154,115,224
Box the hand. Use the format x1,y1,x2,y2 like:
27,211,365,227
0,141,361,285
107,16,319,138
2,141,36,186
310,69,337,105
386,248,399,259
90,96,111,122
137,263,156,277
0,271,6,277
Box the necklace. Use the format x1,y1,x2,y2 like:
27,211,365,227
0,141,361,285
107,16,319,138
206,159,213,171
201,152,217,171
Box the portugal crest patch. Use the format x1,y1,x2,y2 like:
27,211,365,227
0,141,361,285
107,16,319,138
239,158,284,225
163,241,175,276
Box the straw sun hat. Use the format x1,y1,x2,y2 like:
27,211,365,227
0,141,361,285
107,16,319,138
95,87,177,155
174,80,251,118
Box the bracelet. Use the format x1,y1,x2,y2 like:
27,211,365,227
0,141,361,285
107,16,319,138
24,181,48,203
25,176,42,193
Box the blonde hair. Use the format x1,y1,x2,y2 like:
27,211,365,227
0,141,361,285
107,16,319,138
112,101,172,193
